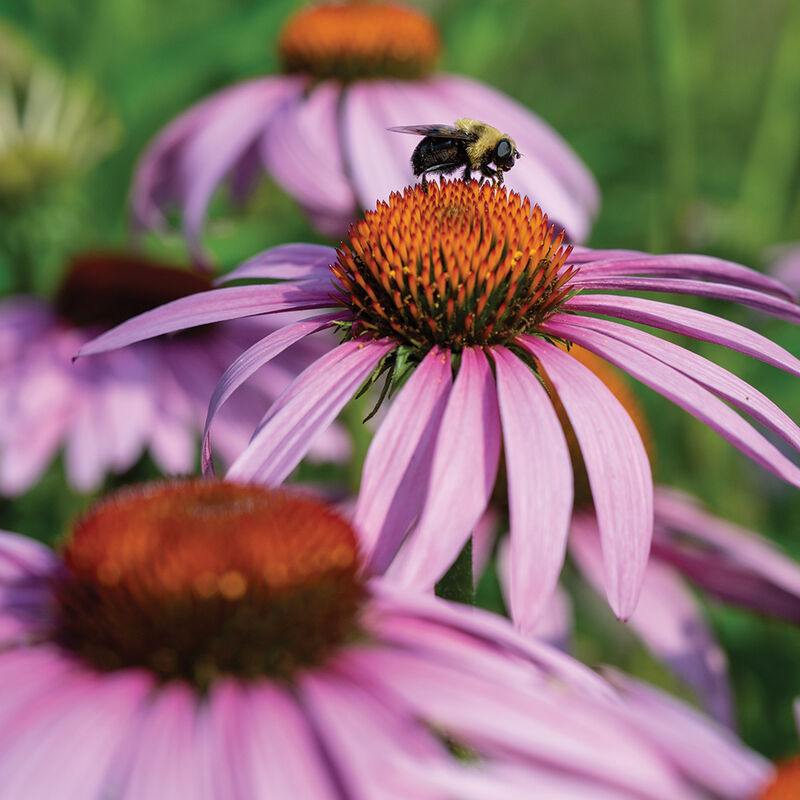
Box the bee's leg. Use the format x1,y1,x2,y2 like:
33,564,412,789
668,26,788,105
462,165,473,183
421,173,429,192
481,166,500,185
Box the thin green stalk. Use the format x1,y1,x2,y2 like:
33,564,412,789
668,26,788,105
434,537,474,605
642,0,695,250
735,1,800,249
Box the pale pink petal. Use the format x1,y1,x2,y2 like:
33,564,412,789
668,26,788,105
570,514,733,726
0,531,58,576
493,346,573,632
77,281,335,357
522,337,653,620
179,77,304,260
573,252,796,300
604,669,773,799
371,581,613,701
564,293,800,378
262,80,356,219
347,647,689,798
342,80,439,210
354,348,452,574
472,507,500,579
552,314,800,454
64,393,108,492
235,682,339,798
227,339,394,483
301,668,445,800
495,538,573,651
216,243,338,284
0,668,152,800
576,275,800,323
544,319,800,488
115,683,211,800
389,348,501,590
200,313,342,474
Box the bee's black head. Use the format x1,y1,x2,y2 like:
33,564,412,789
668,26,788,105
494,138,519,171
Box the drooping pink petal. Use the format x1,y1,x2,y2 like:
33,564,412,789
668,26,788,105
0,668,152,800
572,252,796,300
113,683,210,800
227,338,394,484
388,348,501,590
262,81,356,220
492,346,573,633
354,348,452,574
218,681,339,799
0,531,58,576
300,667,446,800
521,337,653,620
569,513,734,727
77,281,334,357
347,647,689,798
200,313,342,475
651,487,800,621
603,669,773,799
550,314,800,454
370,582,613,700
544,319,800,488
178,77,305,261
575,275,800,323
216,243,338,284
564,293,800,378
495,538,574,651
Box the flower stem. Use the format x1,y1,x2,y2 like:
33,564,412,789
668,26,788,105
642,0,695,250
734,1,800,250
435,537,474,605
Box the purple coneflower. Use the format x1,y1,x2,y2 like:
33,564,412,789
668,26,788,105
131,0,598,260
79,180,800,625
0,250,348,495
0,479,770,798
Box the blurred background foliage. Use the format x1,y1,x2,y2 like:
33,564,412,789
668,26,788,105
1,0,799,759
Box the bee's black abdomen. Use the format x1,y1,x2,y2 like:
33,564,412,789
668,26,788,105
411,137,465,176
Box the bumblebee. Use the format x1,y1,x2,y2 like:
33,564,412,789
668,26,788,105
388,118,521,189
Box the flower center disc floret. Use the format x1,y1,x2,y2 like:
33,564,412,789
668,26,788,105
278,1,440,81
54,481,364,688
331,180,577,352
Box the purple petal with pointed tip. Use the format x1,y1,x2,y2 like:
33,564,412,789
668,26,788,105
544,319,800,488
570,513,734,727
564,293,800,377
227,339,394,484
521,337,653,620
355,348,452,574
78,281,334,358
388,348,501,590
493,346,573,633
201,313,342,475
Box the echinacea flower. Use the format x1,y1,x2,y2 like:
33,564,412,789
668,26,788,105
0,479,771,798
79,180,800,628
0,250,348,496
483,346,800,726
131,0,598,260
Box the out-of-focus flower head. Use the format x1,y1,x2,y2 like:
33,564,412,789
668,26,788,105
0,22,119,206
80,180,800,633
0,479,771,798
0,250,349,496
131,0,599,263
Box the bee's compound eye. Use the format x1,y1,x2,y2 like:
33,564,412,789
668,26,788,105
496,140,512,159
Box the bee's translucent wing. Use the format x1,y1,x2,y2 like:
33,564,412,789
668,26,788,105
387,124,474,141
